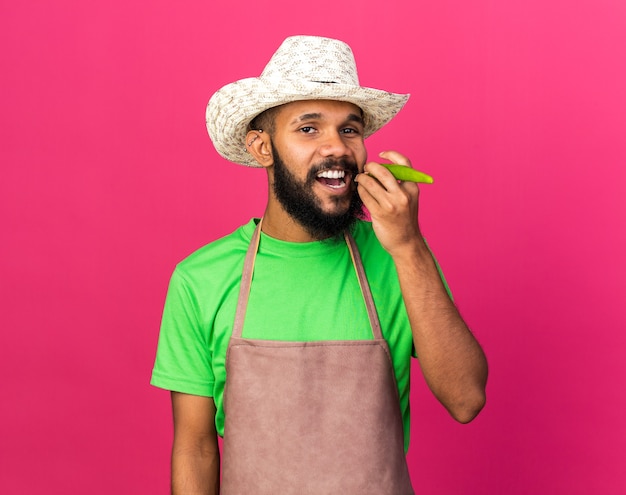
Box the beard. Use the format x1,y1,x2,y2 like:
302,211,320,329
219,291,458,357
271,144,364,240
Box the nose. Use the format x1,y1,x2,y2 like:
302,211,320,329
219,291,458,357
318,130,350,158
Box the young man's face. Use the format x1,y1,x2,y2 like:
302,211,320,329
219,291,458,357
268,100,368,238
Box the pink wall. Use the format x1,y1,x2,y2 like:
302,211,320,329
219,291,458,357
1,1,624,493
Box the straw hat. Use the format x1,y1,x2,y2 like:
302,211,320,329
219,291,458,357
205,35,410,167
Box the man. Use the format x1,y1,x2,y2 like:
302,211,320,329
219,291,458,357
151,35,488,494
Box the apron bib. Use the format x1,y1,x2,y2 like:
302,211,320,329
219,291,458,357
221,221,414,494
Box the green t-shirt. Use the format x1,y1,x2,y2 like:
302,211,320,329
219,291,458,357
151,218,450,452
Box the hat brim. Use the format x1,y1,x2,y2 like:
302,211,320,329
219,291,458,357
206,77,410,167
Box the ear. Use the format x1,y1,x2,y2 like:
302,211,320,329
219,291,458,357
245,130,273,168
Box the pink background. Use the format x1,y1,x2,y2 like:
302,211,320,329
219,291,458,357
1,0,625,493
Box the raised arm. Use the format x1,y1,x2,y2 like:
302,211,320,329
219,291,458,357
171,392,220,495
356,151,488,423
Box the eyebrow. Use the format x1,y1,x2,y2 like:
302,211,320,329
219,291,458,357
346,113,365,125
289,112,364,126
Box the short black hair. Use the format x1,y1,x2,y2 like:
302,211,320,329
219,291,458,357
248,106,281,134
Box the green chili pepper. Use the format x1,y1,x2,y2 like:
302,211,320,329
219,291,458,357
379,163,434,183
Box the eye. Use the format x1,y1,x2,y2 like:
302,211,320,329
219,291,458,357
299,126,316,134
340,127,360,135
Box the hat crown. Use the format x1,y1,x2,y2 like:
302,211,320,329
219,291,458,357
260,36,360,86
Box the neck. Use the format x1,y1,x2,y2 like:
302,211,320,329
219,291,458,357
261,201,321,243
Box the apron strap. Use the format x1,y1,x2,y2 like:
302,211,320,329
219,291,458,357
343,229,383,340
232,219,383,340
232,219,262,339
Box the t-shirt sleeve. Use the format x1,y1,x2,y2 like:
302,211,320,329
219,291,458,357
150,268,215,396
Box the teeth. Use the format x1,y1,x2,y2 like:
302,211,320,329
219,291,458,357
317,170,346,179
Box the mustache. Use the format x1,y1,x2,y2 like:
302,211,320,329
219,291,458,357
307,158,360,181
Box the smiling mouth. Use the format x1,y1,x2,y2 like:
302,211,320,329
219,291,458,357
316,169,349,189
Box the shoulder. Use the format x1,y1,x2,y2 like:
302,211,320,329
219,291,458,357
351,219,389,261
350,219,399,285
173,219,257,287
351,218,376,243
352,220,453,300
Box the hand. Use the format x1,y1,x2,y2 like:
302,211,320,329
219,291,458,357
355,150,425,256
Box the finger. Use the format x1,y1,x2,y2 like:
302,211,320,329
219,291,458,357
356,182,377,210
357,183,395,218
379,150,412,167
362,162,404,192
355,173,388,208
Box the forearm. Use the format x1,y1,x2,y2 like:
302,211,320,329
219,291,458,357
393,239,488,423
356,153,487,420
171,446,220,495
